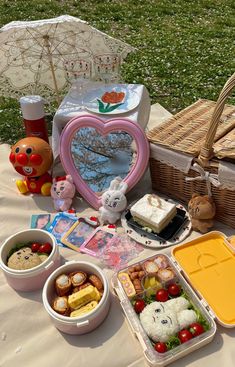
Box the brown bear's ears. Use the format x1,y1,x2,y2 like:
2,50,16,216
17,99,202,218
191,193,214,204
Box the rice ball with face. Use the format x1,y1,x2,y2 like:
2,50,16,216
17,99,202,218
7,247,42,270
139,297,197,342
140,302,179,342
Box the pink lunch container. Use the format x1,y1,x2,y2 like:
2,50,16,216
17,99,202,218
42,261,111,335
0,229,60,291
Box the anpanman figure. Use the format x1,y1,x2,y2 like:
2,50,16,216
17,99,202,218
9,137,53,195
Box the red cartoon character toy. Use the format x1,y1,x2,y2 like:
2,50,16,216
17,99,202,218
9,137,53,196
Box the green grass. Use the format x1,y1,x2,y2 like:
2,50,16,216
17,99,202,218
1,0,235,144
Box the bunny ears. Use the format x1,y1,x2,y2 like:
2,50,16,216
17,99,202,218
109,177,128,194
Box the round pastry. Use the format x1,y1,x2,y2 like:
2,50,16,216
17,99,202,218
55,274,72,296
157,268,175,282
70,272,87,287
53,296,70,315
154,255,168,269
7,247,41,270
143,260,159,274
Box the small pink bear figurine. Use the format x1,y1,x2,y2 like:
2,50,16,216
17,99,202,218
51,175,76,212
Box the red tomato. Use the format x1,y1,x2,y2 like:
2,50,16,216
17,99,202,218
154,342,167,353
31,243,41,252
168,283,181,297
38,242,52,254
156,289,169,302
178,329,193,343
189,323,204,337
134,299,146,314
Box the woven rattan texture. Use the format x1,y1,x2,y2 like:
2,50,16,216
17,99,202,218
147,99,235,157
149,158,235,228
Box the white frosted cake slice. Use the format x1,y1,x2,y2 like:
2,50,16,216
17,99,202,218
130,194,177,233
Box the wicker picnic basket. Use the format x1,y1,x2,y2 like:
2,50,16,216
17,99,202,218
147,72,235,228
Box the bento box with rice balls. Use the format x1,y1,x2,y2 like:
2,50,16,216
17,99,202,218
112,232,235,366
0,229,60,292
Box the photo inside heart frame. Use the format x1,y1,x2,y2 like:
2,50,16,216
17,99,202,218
60,115,150,209
71,127,135,194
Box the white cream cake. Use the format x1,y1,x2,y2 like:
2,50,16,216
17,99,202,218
130,194,177,233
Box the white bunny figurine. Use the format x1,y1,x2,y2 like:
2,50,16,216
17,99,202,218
99,177,128,225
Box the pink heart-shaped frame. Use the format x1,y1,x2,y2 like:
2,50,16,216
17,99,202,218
60,114,150,209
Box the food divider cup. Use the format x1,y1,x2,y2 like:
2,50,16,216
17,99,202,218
42,261,111,335
0,229,60,291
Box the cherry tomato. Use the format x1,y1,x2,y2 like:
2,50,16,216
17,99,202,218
134,299,146,314
154,342,167,353
38,242,52,254
108,224,116,229
31,243,41,252
155,289,169,302
168,283,181,297
189,322,204,337
178,329,193,343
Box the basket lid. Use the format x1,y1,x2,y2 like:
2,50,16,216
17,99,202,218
172,231,235,327
147,99,235,157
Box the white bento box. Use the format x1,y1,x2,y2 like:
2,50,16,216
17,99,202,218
0,229,60,292
42,260,111,335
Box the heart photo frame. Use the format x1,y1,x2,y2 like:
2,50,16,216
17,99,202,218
60,114,150,209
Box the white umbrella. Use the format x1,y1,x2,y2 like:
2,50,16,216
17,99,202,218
0,15,135,104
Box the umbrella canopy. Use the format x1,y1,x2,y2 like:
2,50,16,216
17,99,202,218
0,15,135,104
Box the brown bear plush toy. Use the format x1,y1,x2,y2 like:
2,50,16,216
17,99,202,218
188,193,216,233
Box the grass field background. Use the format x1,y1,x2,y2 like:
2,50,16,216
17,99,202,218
0,0,235,144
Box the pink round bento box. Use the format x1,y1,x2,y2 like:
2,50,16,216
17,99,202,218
42,261,111,335
0,229,60,292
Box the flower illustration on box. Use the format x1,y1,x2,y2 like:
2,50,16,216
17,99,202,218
97,91,125,113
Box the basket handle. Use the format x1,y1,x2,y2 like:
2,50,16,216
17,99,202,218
198,72,235,166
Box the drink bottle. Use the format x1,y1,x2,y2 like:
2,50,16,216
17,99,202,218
20,95,49,143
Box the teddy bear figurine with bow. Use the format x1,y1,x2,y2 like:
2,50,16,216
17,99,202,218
188,193,216,233
99,177,128,225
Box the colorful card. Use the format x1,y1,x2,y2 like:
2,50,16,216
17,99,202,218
48,213,78,246
100,234,144,270
80,228,114,257
61,218,98,251
30,214,51,231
